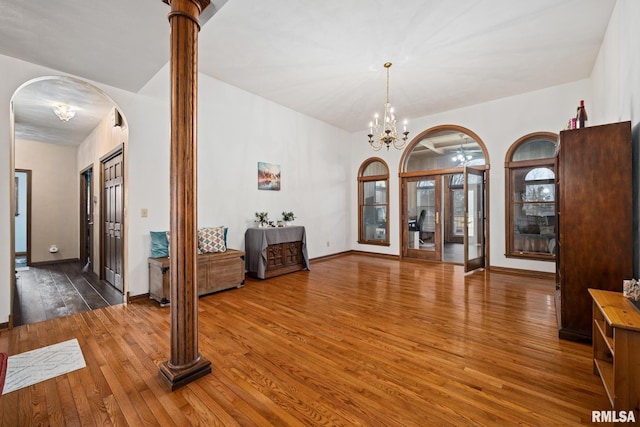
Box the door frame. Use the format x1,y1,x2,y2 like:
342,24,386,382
444,174,464,244
398,124,491,270
402,174,442,261
79,165,94,271
14,169,32,267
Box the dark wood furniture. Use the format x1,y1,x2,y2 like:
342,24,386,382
148,249,245,306
555,121,632,342
589,289,640,418
245,226,309,279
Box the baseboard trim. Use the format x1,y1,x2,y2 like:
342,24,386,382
309,250,352,263
311,250,401,263
488,265,555,280
29,258,80,267
129,292,149,303
312,251,553,279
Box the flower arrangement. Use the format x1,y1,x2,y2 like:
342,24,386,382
282,211,295,222
255,211,269,227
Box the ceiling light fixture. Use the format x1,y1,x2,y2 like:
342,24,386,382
452,145,473,163
367,62,409,151
54,104,76,122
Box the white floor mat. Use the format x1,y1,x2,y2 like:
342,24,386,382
2,338,86,394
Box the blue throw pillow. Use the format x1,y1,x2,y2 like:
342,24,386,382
150,231,169,258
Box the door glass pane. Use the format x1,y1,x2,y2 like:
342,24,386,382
407,179,436,251
466,171,483,260
452,188,464,237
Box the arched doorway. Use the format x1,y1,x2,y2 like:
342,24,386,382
10,76,128,325
399,125,490,272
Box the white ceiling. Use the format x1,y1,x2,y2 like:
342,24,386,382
2,0,617,143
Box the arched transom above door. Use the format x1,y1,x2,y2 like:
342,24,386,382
400,125,489,174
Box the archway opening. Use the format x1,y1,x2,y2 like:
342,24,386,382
399,125,490,271
10,76,128,326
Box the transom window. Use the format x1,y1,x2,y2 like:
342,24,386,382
505,132,557,260
358,158,389,246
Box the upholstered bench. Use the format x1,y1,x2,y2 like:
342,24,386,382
148,249,245,307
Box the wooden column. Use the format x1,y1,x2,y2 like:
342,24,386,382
159,0,211,391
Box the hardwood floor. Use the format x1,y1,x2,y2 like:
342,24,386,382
12,261,124,326
0,254,610,426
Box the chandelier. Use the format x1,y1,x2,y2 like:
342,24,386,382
54,104,76,122
452,145,472,163
367,62,409,151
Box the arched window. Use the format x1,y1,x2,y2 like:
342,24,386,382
358,158,389,245
505,132,558,260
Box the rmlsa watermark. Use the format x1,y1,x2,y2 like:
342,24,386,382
592,410,637,423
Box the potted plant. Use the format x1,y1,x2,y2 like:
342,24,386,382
282,211,295,226
255,211,269,227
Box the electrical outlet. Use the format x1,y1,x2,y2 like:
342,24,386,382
141,208,148,218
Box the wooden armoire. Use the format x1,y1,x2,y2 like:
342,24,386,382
555,121,633,342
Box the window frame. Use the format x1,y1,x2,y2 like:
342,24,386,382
358,157,390,246
505,132,558,261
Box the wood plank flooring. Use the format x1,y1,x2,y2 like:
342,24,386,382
12,261,124,326
0,254,611,426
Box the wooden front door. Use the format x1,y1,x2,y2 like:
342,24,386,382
102,149,124,292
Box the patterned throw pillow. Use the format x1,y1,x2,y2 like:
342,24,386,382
197,227,227,253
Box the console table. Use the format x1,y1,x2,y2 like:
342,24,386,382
588,289,640,416
245,226,310,279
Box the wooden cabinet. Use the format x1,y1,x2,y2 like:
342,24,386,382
555,121,632,342
245,226,310,279
265,241,305,278
589,289,640,417
148,249,245,306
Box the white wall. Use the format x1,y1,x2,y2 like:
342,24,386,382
15,139,79,262
590,0,640,275
125,65,353,298
350,79,590,273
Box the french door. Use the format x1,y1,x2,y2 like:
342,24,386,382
402,169,486,272
464,166,486,272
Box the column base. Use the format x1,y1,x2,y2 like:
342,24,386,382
159,356,212,391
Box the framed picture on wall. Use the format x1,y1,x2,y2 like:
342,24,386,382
258,162,281,191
